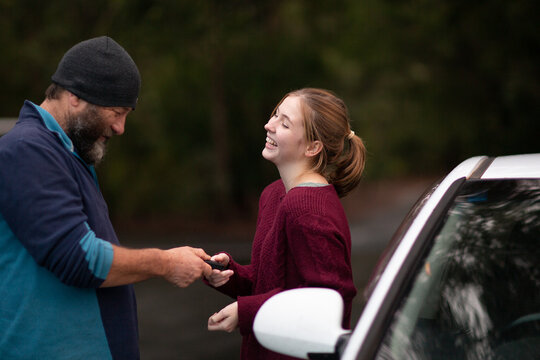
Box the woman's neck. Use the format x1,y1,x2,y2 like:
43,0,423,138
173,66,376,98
278,165,328,192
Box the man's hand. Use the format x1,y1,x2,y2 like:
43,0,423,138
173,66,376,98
101,245,212,288
164,247,213,287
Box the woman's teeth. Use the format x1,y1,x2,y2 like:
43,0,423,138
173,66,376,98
266,137,277,146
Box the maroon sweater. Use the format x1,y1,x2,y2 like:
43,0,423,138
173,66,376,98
214,179,357,359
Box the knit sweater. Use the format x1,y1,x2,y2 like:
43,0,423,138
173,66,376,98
215,179,357,359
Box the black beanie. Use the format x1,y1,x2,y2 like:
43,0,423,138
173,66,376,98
51,36,141,109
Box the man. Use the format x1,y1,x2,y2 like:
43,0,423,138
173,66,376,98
0,36,213,359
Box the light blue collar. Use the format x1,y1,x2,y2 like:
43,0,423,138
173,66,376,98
31,101,75,153
30,101,99,188
296,182,330,188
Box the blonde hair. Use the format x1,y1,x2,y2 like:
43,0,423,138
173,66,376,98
272,88,366,197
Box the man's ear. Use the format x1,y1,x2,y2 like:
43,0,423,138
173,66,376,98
305,140,323,158
67,92,82,108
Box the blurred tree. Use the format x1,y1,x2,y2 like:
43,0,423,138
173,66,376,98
332,0,540,176
1,0,538,225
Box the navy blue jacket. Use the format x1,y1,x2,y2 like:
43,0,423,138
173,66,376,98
0,101,139,359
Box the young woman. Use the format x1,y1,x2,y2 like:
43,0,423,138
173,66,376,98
205,88,366,359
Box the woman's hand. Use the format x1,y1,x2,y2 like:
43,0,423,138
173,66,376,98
208,301,239,332
205,253,233,287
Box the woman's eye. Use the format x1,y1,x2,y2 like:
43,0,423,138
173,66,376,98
281,122,289,129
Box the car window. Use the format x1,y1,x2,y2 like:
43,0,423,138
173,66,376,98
374,179,540,360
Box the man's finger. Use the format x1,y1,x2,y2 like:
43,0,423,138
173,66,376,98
202,262,213,277
192,247,211,259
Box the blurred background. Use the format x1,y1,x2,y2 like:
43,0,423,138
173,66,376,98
1,1,538,359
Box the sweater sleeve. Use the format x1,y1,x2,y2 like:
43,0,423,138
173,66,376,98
207,181,285,299
205,253,255,299
237,288,282,336
0,136,112,287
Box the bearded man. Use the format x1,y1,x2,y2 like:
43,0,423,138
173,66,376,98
0,36,212,359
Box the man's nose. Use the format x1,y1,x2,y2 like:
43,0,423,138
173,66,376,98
111,115,127,135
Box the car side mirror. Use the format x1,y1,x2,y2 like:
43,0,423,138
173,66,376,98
253,288,350,359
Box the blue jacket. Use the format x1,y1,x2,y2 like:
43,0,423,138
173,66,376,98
0,101,138,359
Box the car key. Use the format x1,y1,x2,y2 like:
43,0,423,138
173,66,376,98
204,260,227,271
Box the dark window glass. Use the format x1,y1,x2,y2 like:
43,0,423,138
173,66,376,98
374,180,540,360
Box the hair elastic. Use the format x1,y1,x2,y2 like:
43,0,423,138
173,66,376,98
347,130,355,140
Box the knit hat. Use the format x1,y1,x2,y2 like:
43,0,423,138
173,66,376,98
51,36,141,109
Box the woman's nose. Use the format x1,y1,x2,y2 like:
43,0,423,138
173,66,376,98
264,118,275,132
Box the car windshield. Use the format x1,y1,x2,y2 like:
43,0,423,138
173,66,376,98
374,179,540,360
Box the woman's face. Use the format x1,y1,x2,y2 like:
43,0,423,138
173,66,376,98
262,95,309,168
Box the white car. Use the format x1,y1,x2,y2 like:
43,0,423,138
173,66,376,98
254,153,540,359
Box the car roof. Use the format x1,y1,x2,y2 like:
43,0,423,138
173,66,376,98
448,153,540,180
482,153,540,179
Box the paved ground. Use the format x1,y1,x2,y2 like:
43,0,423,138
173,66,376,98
125,178,434,359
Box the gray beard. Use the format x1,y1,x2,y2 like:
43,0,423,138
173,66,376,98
64,105,108,166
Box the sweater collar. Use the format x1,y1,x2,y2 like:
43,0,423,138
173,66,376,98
29,101,75,153
27,100,99,188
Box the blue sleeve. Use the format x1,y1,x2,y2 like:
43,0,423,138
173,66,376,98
0,133,113,287
80,223,114,281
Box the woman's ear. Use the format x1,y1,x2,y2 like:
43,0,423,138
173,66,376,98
305,140,323,158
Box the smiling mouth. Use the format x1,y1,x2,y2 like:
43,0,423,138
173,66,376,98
266,137,277,146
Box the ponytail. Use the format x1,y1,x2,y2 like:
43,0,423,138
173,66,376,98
330,133,366,197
